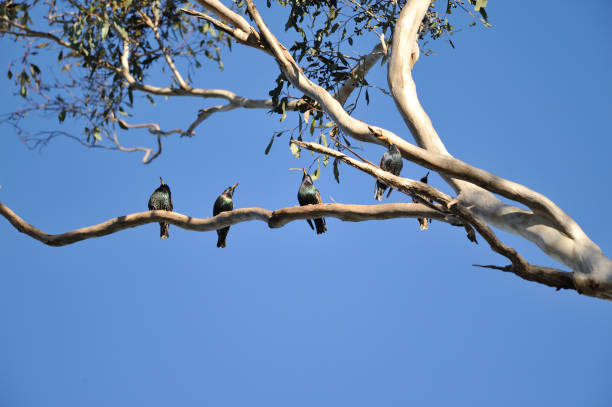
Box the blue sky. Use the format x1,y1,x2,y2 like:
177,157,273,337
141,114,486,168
1,1,611,406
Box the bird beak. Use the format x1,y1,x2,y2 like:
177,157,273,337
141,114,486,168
159,177,164,185
231,183,238,191
302,168,307,175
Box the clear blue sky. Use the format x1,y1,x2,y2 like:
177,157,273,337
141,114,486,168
1,2,611,406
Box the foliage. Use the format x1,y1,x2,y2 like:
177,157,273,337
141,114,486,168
0,0,488,152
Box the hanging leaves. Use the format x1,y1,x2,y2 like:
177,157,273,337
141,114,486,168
310,163,321,181
333,158,341,183
289,137,301,158
265,135,275,155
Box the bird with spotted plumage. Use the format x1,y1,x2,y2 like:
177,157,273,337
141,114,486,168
213,183,238,248
297,168,327,235
148,177,173,239
374,139,403,201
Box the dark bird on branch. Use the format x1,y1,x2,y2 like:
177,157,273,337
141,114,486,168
213,183,238,248
374,141,403,201
297,168,327,234
415,171,432,231
148,177,173,239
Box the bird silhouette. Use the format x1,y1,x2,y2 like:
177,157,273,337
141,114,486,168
148,177,173,239
374,142,403,201
213,183,238,248
297,169,327,234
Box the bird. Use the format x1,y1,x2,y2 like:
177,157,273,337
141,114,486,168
374,140,403,201
297,168,327,234
415,171,432,231
213,183,238,248
148,177,173,239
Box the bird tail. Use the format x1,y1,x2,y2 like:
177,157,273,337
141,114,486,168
216,227,229,248
306,219,315,230
160,222,170,239
314,218,327,234
374,181,386,201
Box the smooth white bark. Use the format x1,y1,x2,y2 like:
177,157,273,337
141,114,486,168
387,0,612,298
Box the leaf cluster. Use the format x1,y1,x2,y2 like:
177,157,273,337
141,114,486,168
1,0,229,146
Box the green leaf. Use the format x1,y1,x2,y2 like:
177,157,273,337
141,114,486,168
289,138,300,158
93,127,102,141
58,110,66,123
146,95,155,106
310,163,321,181
323,154,329,167
379,33,387,55
321,133,327,147
474,0,488,11
19,85,27,98
152,0,161,21
280,99,287,122
333,158,340,183
35,42,49,49
101,21,109,40
30,64,40,76
310,118,316,137
304,109,310,124
112,22,128,40
7,70,12,80
264,134,274,154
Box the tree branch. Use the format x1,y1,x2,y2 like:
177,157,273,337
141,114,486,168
177,5,389,134
0,201,445,247
293,140,588,295
195,0,255,36
241,0,580,238
293,140,453,206
0,16,71,47
474,264,575,291
237,0,612,297
139,10,191,90
0,200,580,294
386,0,612,296
180,7,271,55
335,40,388,106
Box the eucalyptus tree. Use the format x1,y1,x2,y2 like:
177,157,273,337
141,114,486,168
1,0,611,300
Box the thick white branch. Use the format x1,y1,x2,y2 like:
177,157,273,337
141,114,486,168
386,0,612,296
237,0,612,298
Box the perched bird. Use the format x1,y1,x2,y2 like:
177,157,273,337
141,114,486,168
213,183,238,248
148,177,173,239
415,171,432,231
297,168,327,234
374,141,403,201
